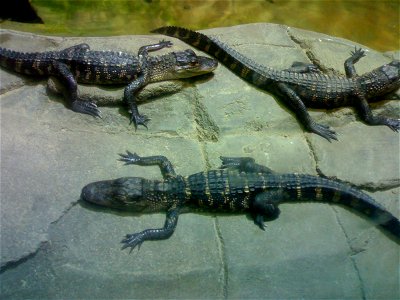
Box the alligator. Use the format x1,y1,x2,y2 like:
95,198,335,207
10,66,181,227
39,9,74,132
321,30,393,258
151,26,400,141
81,152,400,251
0,41,217,128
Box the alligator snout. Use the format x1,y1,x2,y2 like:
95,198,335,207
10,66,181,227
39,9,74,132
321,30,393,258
80,180,114,207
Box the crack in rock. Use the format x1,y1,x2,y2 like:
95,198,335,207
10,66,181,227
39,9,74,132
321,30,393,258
190,89,220,142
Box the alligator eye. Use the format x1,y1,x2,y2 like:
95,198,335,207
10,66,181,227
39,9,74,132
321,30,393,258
185,49,196,56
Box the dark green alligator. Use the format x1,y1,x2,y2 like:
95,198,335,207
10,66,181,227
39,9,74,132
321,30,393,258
81,152,400,251
151,26,400,141
0,41,217,128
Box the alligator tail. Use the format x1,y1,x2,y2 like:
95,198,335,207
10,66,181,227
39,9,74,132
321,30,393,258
289,174,400,239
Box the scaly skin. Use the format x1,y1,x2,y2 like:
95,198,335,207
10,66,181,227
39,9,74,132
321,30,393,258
151,26,400,141
0,41,217,128
81,152,400,251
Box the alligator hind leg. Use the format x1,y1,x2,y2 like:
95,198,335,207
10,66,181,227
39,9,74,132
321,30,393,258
119,151,177,178
60,43,90,54
219,156,274,174
277,82,338,141
354,95,400,131
251,191,282,230
285,62,320,73
344,47,365,78
121,206,180,252
138,40,173,56
50,61,100,117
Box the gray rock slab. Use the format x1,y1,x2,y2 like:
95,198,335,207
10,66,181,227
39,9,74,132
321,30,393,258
309,122,400,187
1,23,399,299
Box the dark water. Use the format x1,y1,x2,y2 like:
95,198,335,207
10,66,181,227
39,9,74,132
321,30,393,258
1,0,399,52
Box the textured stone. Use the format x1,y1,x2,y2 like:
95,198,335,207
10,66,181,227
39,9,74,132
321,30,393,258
1,23,398,299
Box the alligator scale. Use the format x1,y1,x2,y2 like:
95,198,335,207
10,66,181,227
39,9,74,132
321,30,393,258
81,152,400,251
0,41,217,128
152,26,400,141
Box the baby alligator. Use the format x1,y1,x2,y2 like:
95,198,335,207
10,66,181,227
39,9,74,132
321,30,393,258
151,26,400,141
0,41,217,128
81,152,400,251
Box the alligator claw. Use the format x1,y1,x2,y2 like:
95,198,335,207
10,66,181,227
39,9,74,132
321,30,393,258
160,39,173,48
306,65,320,73
385,118,400,132
309,122,338,142
350,47,366,60
72,100,101,118
130,113,150,130
121,233,143,252
118,151,141,164
254,214,266,231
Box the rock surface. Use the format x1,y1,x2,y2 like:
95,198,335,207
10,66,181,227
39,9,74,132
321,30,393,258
1,23,399,299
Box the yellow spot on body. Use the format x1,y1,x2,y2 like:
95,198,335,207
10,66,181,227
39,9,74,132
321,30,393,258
204,174,211,198
183,176,192,200
15,60,23,73
332,191,341,202
230,62,237,70
241,67,250,78
229,198,234,209
208,195,214,207
312,94,317,102
296,186,302,199
243,195,250,209
315,187,323,201
225,177,230,194
350,199,359,209
182,30,190,39
295,174,302,199
193,37,201,47
204,44,211,52
254,74,265,86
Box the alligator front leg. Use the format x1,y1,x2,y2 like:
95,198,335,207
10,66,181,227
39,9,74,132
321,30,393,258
124,73,151,129
354,95,400,131
119,151,177,178
219,156,274,174
344,47,365,78
121,206,180,252
125,42,174,129
51,61,101,117
277,83,338,141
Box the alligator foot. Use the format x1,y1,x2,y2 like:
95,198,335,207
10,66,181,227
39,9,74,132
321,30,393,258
350,47,366,61
71,100,101,118
121,233,144,252
308,122,337,142
130,113,150,130
382,118,400,132
118,151,141,164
